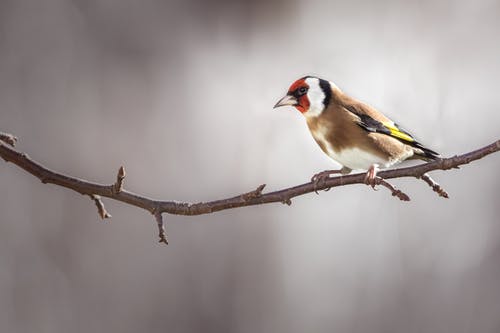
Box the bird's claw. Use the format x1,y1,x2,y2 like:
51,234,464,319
311,170,341,194
364,165,379,189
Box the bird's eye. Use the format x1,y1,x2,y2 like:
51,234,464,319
298,87,308,95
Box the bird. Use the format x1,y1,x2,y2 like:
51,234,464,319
273,76,439,189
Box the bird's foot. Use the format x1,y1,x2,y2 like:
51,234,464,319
311,169,343,194
363,164,380,188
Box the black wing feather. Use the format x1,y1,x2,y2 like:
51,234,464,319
344,105,440,160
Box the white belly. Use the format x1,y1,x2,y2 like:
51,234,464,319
311,127,393,170
325,146,391,170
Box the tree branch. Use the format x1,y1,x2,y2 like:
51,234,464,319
1,132,499,244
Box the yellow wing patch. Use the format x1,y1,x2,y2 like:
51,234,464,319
382,121,415,142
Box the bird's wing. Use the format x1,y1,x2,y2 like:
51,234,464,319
343,103,439,159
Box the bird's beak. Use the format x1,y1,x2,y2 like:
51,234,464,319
273,95,297,109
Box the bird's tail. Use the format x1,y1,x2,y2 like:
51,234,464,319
411,141,440,161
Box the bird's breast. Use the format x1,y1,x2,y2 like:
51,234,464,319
309,124,392,170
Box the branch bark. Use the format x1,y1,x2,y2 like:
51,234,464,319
1,132,499,243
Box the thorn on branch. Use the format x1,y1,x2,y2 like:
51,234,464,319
90,194,112,219
242,184,266,201
154,210,168,244
0,132,17,147
419,173,449,198
374,177,411,201
113,166,126,194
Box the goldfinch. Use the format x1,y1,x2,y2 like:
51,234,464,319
274,76,439,186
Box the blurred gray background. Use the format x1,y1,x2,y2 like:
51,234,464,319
1,0,500,332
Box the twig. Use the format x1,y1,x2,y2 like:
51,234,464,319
90,194,112,219
154,210,168,244
1,131,499,244
113,166,126,194
374,177,411,201
242,184,266,201
419,173,449,198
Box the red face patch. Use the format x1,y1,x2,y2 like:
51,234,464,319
287,78,310,113
288,78,308,93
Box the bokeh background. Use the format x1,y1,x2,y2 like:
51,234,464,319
1,0,500,332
